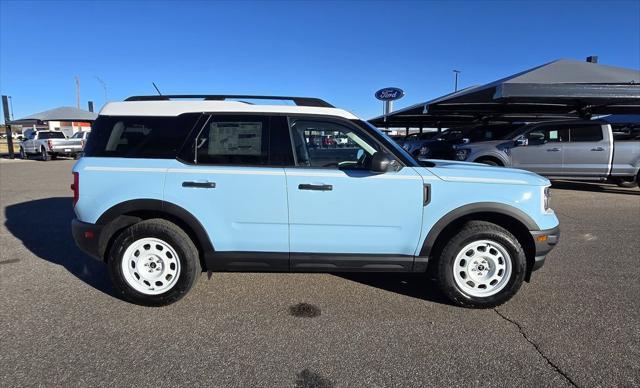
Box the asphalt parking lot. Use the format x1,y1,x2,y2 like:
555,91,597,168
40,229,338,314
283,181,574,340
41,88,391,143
1,158,638,387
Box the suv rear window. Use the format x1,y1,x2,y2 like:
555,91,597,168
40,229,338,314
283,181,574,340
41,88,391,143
39,131,65,139
85,114,201,158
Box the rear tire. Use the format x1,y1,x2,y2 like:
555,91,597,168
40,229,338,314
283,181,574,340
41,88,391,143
108,219,201,306
436,221,526,308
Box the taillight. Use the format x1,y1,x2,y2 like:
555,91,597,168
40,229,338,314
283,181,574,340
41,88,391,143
71,172,79,206
47,139,53,150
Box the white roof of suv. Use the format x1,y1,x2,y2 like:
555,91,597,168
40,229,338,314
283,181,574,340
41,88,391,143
100,96,358,120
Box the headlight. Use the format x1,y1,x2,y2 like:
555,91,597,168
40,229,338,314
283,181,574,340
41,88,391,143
542,186,551,211
455,149,470,161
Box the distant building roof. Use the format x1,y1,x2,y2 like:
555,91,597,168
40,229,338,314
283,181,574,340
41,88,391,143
13,106,98,123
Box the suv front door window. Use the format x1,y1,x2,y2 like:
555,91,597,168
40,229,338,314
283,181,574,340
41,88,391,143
289,119,383,170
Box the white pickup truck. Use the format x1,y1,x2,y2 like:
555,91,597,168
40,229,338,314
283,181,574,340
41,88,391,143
19,130,84,160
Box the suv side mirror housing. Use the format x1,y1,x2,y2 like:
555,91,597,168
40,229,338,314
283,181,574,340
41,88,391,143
370,152,392,173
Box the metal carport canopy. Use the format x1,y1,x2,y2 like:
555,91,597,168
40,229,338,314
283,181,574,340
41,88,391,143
426,59,640,117
368,86,577,128
369,59,640,128
12,106,98,123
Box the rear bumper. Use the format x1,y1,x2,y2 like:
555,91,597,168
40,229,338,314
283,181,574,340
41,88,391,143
71,219,103,261
50,148,82,154
529,225,560,272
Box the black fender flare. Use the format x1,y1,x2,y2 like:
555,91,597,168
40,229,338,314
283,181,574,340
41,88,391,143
96,199,214,259
419,202,539,258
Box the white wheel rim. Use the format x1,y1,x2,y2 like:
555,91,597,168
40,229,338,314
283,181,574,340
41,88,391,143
121,237,181,295
452,239,512,297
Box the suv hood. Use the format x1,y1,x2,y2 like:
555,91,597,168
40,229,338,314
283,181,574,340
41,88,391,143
418,160,550,186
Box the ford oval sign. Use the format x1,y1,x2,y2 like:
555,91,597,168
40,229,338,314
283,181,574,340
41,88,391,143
375,87,404,101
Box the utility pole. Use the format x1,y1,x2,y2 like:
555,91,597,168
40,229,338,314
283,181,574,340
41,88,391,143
2,95,15,159
8,96,14,120
75,76,80,109
453,70,461,92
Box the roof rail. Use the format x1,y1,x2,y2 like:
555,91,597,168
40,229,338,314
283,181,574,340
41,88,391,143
124,95,334,108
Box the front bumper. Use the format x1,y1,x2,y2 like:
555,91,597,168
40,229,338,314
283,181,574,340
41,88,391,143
71,219,103,261
529,225,560,272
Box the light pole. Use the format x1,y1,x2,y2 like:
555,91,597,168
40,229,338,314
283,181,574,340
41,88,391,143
75,76,81,109
453,70,461,92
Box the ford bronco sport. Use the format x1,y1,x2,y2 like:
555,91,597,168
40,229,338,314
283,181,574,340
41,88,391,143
71,95,559,308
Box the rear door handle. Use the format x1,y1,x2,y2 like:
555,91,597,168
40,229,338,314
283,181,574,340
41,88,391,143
298,183,333,191
547,148,561,152
590,147,605,151
182,181,216,189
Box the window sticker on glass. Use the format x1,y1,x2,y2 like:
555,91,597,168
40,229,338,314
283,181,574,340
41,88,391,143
548,130,559,140
208,122,262,156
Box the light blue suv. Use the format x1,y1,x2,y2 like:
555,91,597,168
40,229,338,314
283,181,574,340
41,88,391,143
71,95,559,308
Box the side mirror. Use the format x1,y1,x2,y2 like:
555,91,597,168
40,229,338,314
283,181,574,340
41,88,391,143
515,136,528,147
370,152,392,173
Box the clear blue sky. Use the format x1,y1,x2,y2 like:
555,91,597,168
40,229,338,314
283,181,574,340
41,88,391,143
1,0,639,123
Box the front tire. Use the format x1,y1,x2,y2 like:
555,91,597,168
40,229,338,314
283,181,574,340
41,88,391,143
436,221,526,308
614,177,638,188
108,219,201,306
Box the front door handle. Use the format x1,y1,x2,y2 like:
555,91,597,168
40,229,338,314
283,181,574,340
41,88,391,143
547,148,561,152
298,183,333,191
182,181,216,189
590,147,605,151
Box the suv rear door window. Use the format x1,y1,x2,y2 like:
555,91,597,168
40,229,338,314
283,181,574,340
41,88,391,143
180,115,293,166
195,117,269,165
85,114,201,158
